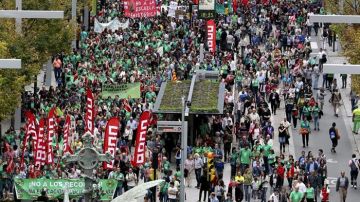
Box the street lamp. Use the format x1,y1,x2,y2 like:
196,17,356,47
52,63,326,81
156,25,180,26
180,96,189,202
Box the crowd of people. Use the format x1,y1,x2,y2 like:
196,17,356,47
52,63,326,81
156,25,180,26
0,0,360,201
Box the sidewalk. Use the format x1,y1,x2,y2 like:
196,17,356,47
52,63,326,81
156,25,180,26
311,33,360,154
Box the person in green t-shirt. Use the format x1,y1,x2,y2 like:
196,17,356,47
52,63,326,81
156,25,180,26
230,148,238,178
305,183,315,202
290,186,304,202
312,103,321,131
239,145,252,172
263,141,272,174
268,149,276,168
145,89,156,103
162,157,171,175
159,180,170,201
300,117,311,148
110,167,124,197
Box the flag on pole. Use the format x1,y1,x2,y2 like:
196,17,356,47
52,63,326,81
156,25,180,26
46,108,56,165
232,0,237,12
85,89,95,135
132,111,151,167
34,118,46,167
123,99,132,113
21,111,36,167
207,20,216,55
103,117,120,169
63,115,73,154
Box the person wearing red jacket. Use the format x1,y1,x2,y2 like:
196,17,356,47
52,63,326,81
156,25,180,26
276,162,285,189
287,160,295,189
320,184,330,202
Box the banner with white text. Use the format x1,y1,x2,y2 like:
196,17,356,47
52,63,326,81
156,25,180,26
14,179,117,200
103,117,120,169
132,111,151,167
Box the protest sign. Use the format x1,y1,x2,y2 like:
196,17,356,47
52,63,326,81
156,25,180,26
101,83,141,99
124,0,158,18
15,179,117,200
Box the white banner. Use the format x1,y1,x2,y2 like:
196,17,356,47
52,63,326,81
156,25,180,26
94,18,129,33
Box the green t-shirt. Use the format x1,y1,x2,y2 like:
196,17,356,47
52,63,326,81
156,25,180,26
263,144,272,157
303,106,311,116
252,78,259,87
163,161,170,171
240,148,252,165
230,152,238,165
312,106,320,117
160,182,170,193
268,153,276,164
290,191,304,202
306,187,314,199
115,172,124,187
301,121,310,131
145,91,156,103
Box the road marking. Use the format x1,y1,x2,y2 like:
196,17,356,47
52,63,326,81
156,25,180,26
327,158,338,163
327,177,337,188
310,41,319,50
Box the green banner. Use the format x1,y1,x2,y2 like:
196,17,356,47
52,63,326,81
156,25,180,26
101,82,141,98
15,179,117,201
215,3,225,14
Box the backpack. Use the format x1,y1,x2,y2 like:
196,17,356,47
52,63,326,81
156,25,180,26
350,160,359,171
321,54,327,63
329,127,336,139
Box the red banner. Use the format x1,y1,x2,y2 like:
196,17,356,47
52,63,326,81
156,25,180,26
63,115,72,154
207,20,216,55
124,0,158,18
21,112,36,167
233,0,238,12
46,108,56,165
103,117,120,170
123,99,132,113
132,111,151,167
242,0,249,5
85,89,94,134
35,118,46,167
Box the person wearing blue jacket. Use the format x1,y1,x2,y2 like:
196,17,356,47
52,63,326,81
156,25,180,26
306,158,319,174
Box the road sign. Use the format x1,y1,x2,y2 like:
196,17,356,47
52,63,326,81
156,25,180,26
0,59,21,69
157,125,182,133
323,64,360,74
0,10,64,19
309,15,360,24
157,121,185,133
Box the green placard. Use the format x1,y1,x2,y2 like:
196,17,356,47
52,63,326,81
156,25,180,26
15,179,117,201
101,82,141,98
215,3,225,14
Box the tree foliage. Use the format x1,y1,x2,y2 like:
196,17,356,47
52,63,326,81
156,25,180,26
0,0,74,121
325,0,360,94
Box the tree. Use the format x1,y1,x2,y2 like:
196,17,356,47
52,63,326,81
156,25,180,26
0,0,74,121
325,0,360,94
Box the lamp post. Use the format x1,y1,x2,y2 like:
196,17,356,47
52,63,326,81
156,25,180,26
72,0,77,49
180,96,189,202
